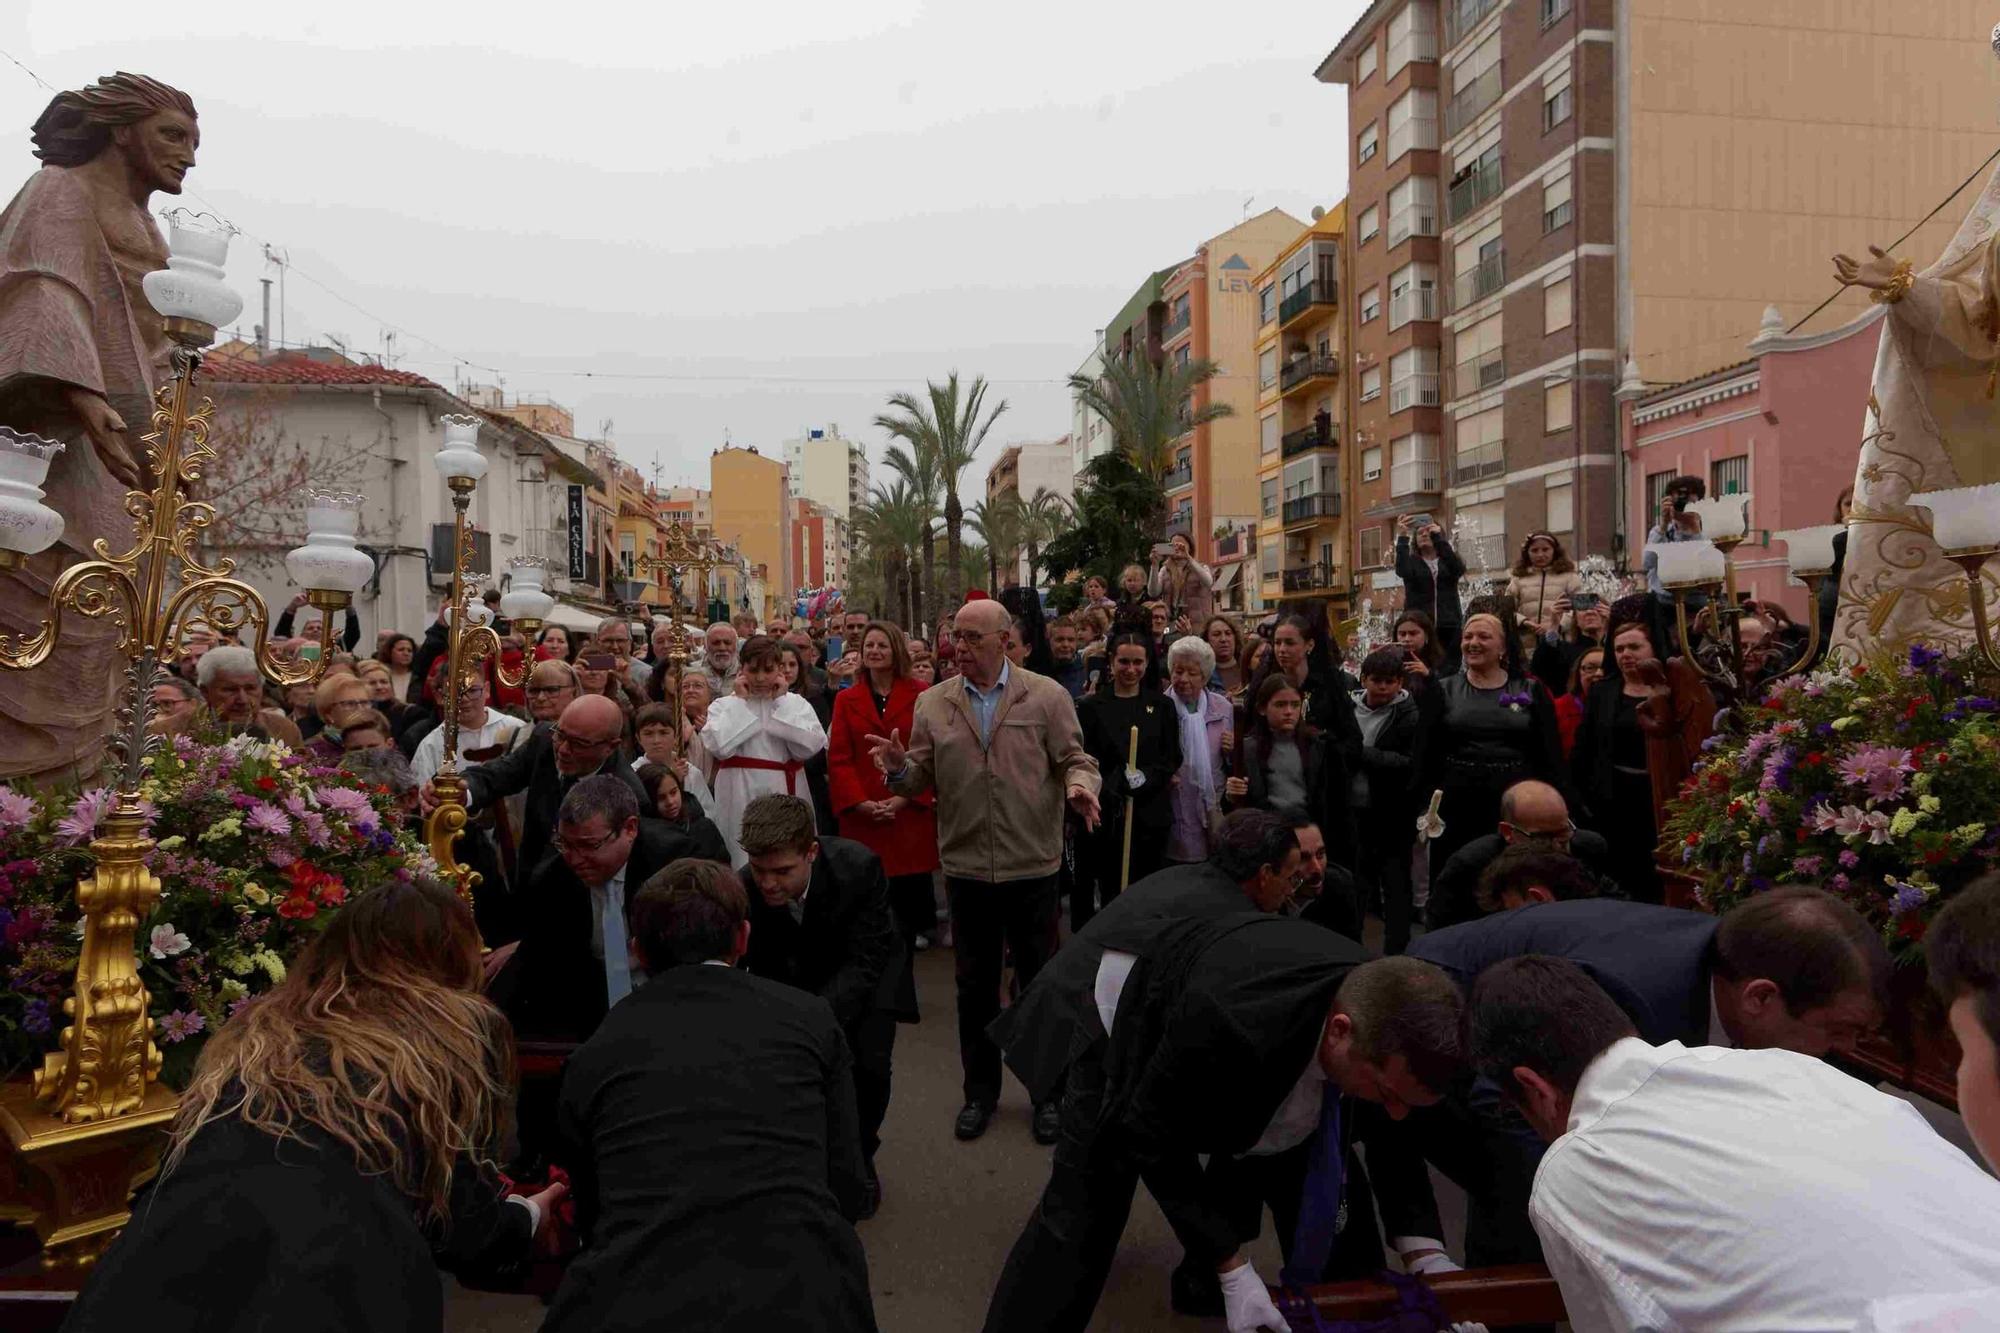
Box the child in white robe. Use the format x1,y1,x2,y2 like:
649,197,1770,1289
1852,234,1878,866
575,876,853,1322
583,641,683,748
699,634,827,867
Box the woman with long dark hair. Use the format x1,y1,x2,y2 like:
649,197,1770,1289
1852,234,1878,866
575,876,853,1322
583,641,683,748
1419,610,1564,878
534,624,578,664
1572,598,1715,903
67,880,554,1332
997,584,1056,676
1246,612,1364,776
379,632,419,702
1203,615,1250,700
826,621,941,946
1394,516,1466,666
1074,631,1181,925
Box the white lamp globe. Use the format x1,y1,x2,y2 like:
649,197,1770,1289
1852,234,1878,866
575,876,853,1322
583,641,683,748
500,558,556,625
1685,493,1751,542
284,490,374,599
1910,484,2000,554
0,428,65,561
1773,525,1843,578
434,414,488,484
141,210,244,340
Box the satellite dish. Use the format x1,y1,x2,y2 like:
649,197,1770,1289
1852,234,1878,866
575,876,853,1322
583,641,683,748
1310,206,1325,221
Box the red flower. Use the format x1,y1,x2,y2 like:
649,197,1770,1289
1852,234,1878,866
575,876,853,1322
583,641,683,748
1805,753,1826,766
285,862,326,897
1898,914,1928,942
1684,833,1700,847
1905,698,1923,720
255,777,277,792
276,891,318,921
316,878,347,908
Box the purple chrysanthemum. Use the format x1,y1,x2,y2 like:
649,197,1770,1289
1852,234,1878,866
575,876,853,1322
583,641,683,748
0,787,36,833
1888,881,1928,916
53,788,113,846
157,1010,206,1043
245,804,292,838
1792,855,1824,877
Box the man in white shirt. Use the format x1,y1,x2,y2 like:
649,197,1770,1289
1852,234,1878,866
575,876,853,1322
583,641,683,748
1469,955,2000,1333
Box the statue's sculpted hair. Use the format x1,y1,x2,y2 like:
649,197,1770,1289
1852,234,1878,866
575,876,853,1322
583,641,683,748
31,72,196,167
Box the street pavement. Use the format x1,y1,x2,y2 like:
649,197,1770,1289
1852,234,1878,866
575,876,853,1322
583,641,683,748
446,946,1290,1332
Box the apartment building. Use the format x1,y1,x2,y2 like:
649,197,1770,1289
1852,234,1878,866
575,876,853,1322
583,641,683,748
1070,342,1110,481
1251,205,1348,612
1322,0,1997,585
1317,0,1447,599
710,445,793,623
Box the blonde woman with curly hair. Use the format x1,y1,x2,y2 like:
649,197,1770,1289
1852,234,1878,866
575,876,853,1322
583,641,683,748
67,879,559,1332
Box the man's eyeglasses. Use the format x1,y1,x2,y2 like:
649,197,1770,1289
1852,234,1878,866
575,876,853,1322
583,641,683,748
554,727,617,750
553,827,618,855
1502,820,1578,845
527,684,574,696
952,629,988,645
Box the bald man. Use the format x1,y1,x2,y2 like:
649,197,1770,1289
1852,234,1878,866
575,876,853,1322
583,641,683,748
424,694,649,910
870,596,1101,1142
1430,779,1615,931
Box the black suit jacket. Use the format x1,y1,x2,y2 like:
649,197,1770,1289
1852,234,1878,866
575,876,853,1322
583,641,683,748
743,836,915,1027
460,727,648,884
995,860,1252,1105
491,820,728,1043
1411,898,1720,1045
547,965,875,1333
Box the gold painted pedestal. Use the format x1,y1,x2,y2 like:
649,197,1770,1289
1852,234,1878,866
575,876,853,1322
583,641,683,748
0,1078,175,1268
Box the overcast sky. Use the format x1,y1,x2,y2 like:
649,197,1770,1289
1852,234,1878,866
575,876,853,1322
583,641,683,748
3,2,1362,490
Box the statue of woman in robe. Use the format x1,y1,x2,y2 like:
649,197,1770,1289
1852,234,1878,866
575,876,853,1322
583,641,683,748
0,73,198,780
1830,154,2000,658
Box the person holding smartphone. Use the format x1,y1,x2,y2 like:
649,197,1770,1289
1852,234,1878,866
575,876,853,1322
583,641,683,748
1641,475,1708,628
1147,532,1215,629
1394,515,1466,668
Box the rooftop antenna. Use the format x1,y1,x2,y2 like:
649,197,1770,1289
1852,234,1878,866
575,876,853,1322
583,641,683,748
1242,194,1255,221
262,244,289,349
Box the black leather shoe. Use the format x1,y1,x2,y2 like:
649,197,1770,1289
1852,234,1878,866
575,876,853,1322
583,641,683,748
1169,1260,1224,1317
1031,1098,1063,1145
954,1100,996,1141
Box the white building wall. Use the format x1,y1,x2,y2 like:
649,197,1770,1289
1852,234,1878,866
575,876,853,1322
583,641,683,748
1071,345,1110,480
783,427,861,521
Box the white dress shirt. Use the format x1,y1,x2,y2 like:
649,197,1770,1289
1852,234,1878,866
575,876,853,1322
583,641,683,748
1531,1038,2000,1332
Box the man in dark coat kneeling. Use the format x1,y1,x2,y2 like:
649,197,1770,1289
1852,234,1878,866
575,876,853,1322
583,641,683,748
543,859,877,1333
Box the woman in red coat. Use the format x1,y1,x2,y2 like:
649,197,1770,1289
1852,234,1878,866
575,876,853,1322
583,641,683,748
828,620,940,945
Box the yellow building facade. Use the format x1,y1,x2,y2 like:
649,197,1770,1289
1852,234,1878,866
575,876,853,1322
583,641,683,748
710,446,792,624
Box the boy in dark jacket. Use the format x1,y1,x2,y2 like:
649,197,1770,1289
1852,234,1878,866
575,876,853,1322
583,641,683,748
1350,648,1424,953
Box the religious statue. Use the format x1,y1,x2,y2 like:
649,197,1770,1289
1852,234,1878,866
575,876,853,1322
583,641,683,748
0,73,197,780
1828,36,2000,657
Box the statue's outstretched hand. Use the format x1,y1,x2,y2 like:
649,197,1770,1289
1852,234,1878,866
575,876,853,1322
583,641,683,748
1833,245,1898,291
64,387,141,488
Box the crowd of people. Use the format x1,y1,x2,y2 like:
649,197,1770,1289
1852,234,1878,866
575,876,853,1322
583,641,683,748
66,539,1999,1333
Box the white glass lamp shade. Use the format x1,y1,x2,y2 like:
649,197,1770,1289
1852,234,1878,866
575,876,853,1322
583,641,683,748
433,414,488,484
1773,524,1844,577
1910,484,2000,553
0,428,66,558
141,211,244,333
500,559,555,622
284,491,373,595
1650,540,1724,589
460,597,494,628
1685,493,1751,542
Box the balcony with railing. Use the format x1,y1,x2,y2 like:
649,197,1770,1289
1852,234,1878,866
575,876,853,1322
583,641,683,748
1162,462,1195,492
1279,278,1338,328
1282,491,1343,526
1449,157,1503,223
1387,26,1438,69
1163,509,1194,542
1279,354,1341,395
1454,251,1506,309
1388,287,1439,328
1162,306,1192,343
1453,347,1506,398
1387,201,1438,248
1386,116,1438,164
1390,453,1442,497
1214,527,1244,560
1445,64,1503,138
1389,371,1442,414
1281,419,1336,458
1281,561,1340,595
1444,0,1501,48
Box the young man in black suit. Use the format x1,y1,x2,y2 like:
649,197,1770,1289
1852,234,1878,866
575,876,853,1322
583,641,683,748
1388,886,1891,1267
546,860,877,1333
738,794,913,1219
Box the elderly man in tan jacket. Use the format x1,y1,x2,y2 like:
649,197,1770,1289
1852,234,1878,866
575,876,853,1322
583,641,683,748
870,595,1100,1144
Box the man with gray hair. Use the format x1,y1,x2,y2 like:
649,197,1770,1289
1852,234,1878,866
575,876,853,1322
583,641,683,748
196,646,303,748
695,622,740,696
597,614,651,691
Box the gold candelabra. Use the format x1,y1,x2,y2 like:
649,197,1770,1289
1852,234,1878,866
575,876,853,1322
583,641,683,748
0,262,371,1259
1651,497,1837,707
421,417,551,896
633,519,720,727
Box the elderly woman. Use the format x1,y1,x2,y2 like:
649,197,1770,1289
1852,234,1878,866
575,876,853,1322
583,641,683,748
1163,636,1232,863
304,672,377,763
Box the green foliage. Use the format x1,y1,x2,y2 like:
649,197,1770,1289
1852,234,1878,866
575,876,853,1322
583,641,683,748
1036,453,1161,588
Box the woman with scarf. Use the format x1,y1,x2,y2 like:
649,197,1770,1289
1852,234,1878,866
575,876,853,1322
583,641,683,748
1162,635,1232,863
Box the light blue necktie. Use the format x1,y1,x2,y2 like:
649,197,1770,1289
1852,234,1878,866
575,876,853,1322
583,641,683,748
601,879,632,1004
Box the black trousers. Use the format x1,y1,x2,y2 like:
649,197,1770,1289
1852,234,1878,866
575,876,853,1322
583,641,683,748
1356,816,1416,955
947,873,1060,1104
886,871,937,944
847,1010,898,1162
1078,819,1169,931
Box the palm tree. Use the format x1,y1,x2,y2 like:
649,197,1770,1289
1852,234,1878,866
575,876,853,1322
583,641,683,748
854,477,926,628
967,494,1026,593
1068,354,1233,535
881,443,939,630
1020,486,1072,587
875,372,1009,610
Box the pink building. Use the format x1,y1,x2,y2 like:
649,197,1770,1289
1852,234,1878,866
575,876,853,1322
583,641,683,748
1620,305,1882,622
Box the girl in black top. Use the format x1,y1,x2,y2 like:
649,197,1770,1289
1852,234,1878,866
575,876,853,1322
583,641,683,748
1419,610,1564,881
1076,632,1182,925
1223,673,1358,875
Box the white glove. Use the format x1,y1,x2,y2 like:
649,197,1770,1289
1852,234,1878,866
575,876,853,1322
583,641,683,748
1218,1261,1288,1333
1450,1325,1491,1333
1124,767,1146,791
1406,1250,1461,1276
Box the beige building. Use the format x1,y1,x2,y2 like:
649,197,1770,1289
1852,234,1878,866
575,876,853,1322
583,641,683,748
710,445,793,623
783,424,869,528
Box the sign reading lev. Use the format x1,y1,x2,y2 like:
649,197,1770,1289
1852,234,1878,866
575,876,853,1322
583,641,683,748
567,485,586,580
